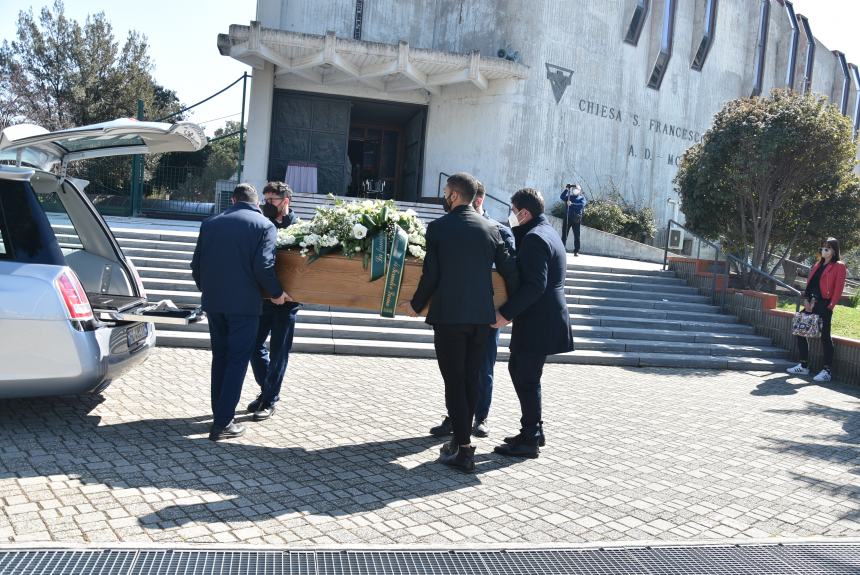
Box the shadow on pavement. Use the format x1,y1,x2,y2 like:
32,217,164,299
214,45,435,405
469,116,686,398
0,394,517,530
753,379,860,522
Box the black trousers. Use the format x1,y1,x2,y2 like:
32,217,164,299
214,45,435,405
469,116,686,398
561,217,582,253
433,324,491,445
797,299,834,368
508,351,547,442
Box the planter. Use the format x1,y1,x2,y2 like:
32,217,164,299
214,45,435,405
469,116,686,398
273,249,509,315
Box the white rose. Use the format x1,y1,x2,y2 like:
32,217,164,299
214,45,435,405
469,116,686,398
352,223,368,239
408,245,425,259
354,246,361,252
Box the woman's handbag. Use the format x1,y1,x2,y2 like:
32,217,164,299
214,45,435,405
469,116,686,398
791,311,822,338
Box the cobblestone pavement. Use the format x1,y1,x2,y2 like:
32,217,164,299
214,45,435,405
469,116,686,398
1,348,858,546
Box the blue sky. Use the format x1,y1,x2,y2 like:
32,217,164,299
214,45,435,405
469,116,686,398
1,1,858,135
0,1,257,134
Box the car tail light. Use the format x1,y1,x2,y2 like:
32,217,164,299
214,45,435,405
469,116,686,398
127,260,147,298
55,268,94,321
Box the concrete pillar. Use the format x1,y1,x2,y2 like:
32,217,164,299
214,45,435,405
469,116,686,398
243,61,275,193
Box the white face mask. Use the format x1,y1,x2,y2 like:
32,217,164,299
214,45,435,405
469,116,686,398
508,210,520,228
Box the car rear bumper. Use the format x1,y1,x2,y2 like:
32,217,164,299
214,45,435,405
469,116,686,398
0,320,155,398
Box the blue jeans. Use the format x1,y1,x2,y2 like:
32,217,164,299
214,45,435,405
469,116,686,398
474,328,500,423
207,313,259,428
250,302,299,406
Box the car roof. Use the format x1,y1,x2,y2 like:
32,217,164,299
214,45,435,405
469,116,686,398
0,119,207,170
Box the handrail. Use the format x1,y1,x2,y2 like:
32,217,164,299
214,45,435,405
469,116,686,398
780,256,860,289
436,171,451,198
663,219,803,311
436,171,512,211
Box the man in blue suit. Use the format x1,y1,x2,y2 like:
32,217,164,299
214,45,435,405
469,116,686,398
191,183,289,441
492,188,574,458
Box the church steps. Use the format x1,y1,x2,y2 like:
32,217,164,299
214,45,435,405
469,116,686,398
55,216,795,372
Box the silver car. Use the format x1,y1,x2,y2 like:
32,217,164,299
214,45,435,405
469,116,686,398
0,119,207,398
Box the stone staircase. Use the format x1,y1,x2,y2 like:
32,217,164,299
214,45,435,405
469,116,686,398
51,215,795,371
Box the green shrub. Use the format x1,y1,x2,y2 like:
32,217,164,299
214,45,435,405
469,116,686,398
582,199,626,235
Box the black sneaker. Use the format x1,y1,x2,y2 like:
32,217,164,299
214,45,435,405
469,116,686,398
247,394,264,413
503,431,545,447
494,441,539,459
473,419,490,438
253,403,276,421
430,416,453,437
439,444,476,472
208,421,246,441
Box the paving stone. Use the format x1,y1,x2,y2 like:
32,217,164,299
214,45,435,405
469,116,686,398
0,350,857,545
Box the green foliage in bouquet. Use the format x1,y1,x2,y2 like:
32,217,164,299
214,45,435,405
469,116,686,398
276,195,427,264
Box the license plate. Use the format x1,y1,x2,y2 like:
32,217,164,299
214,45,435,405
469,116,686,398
127,323,148,347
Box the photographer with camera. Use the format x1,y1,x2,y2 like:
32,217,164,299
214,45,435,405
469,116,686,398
559,183,587,256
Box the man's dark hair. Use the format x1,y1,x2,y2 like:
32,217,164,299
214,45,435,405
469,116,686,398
511,187,545,217
232,183,258,204
446,172,479,204
472,179,486,208
263,181,292,199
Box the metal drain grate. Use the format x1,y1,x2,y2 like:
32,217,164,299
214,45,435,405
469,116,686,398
1,544,858,574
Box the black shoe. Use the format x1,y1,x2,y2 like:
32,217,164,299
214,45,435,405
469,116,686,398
503,432,545,447
573,252,580,257
494,441,539,459
439,444,476,472
440,439,457,457
247,394,264,413
473,419,490,438
430,416,453,437
253,403,276,421
208,421,246,441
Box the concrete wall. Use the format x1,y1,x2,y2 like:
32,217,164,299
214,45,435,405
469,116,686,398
247,0,860,227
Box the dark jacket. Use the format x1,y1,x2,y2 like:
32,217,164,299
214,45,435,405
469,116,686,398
411,204,519,325
191,202,284,316
485,211,516,256
499,214,574,355
560,189,587,218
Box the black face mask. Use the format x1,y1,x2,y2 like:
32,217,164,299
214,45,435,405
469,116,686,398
442,195,453,213
262,202,280,220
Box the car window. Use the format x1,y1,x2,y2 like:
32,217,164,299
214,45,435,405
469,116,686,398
0,178,65,265
29,175,84,255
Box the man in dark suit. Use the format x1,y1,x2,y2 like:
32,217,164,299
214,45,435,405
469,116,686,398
409,172,519,472
248,181,300,421
429,180,516,440
492,188,574,458
191,183,289,441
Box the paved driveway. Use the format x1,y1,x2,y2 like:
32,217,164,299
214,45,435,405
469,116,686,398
1,349,857,545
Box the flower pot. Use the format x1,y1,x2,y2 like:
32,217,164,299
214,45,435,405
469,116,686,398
272,249,508,315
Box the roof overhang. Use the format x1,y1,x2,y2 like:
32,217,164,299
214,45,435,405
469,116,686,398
218,22,529,95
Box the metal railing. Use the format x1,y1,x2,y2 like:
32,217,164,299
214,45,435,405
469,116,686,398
436,171,512,212
662,219,803,311
779,256,860,293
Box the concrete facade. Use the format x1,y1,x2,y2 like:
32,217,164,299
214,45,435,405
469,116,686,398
225,0,859,226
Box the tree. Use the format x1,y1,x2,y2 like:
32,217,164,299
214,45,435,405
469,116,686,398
675,89,860,288
0,0,182,130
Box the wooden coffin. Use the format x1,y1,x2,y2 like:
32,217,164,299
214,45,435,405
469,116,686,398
272,249,508,315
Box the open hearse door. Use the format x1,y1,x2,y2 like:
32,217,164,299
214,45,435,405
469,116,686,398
0,119,208,327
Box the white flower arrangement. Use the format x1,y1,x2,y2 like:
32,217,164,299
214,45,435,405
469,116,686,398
276,195,427,260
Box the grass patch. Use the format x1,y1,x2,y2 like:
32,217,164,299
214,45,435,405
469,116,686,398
777,298,860,340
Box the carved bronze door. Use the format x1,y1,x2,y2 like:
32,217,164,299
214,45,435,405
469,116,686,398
268,91,350,195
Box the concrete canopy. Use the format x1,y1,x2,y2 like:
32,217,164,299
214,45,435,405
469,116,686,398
217,22,529,96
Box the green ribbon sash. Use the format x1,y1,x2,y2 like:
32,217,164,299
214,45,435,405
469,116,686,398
369,231,387,282
379,226,409,318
